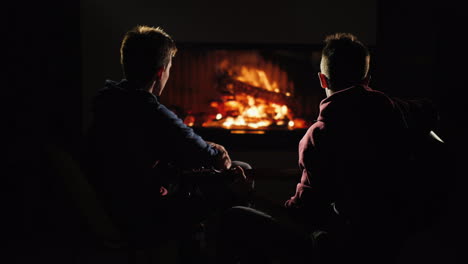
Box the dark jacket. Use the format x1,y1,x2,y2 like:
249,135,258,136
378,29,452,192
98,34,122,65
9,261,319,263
285,85,442,232
84,79,221,242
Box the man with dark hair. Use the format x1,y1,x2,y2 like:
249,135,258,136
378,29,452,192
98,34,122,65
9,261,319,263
286,32,443,230
217,33,446,264
318,33,370,90
84,25,245,249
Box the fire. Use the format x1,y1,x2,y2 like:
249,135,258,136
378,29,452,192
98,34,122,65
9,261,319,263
185,63,307,130
204,94,298,129
236,66,279,92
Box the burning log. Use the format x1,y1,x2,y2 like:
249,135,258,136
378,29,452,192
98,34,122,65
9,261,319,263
218,75,293,106
183,66,307,130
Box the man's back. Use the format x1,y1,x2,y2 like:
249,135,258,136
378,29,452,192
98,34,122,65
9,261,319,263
291,85,446,263
292,85,409,222
84,79,220,242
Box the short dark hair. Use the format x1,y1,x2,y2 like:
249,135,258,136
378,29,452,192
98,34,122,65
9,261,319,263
120,25,177,83
321,33,370,89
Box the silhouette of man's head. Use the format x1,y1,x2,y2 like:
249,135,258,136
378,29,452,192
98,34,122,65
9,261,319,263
319,33,370,95
120,25,177,93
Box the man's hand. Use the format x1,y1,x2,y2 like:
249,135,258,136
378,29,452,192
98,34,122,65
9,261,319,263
206,141,232,170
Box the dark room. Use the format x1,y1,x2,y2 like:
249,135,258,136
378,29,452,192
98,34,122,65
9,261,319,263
7,0,466,263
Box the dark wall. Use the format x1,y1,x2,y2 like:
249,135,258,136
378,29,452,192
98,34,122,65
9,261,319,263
11,1,82,152
377,1,466,260
8,0,83,259
377,0,466,157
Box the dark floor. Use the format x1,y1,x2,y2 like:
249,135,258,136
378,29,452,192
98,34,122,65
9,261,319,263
6,133,464,264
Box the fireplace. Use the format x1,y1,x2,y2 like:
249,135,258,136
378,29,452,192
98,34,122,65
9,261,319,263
157,43,327,170
163,44,322,128
160,43,323,153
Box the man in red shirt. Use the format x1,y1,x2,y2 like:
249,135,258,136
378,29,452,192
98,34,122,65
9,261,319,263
216,33,445,264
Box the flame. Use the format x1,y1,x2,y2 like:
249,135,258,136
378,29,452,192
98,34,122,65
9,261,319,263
236,66,279,92
191,64,307,130
184,115,195,127
200,94,307,130
213,95,292,129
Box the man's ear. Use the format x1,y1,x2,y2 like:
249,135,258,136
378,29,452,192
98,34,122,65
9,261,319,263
318,72,328,89
154,66,165,81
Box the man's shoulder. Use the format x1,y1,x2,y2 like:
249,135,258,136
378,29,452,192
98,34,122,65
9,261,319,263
300,121,326,148
96,80,161,106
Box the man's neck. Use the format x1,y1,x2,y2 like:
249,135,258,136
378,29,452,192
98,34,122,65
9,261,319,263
327,83,364,97
128,79,157,94
145,80,156,94
148,81,164,96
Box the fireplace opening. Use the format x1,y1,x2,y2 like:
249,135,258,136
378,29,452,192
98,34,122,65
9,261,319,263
162,44,324,138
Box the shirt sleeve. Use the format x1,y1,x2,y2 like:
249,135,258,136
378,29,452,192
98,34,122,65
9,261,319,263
146,102,220,169
285,123,333,210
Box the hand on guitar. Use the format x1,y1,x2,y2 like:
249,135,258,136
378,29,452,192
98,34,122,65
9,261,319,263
206,141,232,170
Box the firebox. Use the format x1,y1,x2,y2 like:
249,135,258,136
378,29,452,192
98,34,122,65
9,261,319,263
161,43,324,136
